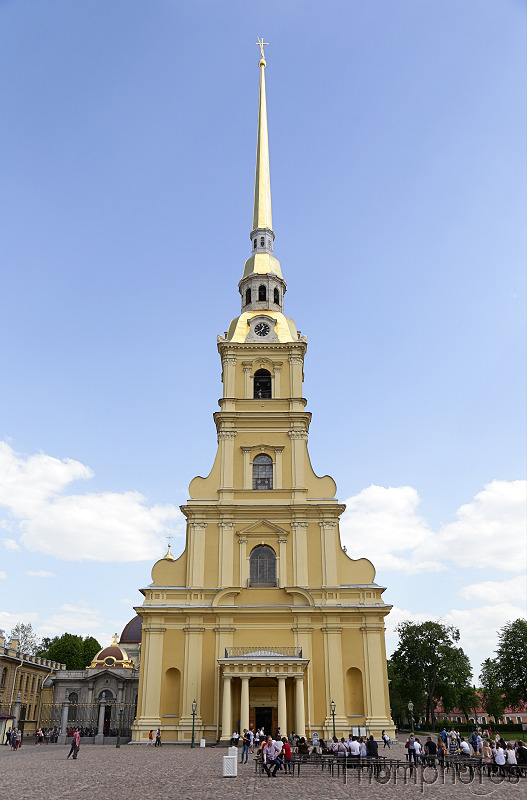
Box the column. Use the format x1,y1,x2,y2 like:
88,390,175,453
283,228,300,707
117,682,124,706
139,626,165,723
289,430,308,488
288,355,303,397
57,697,69,744
320,520,338,586
218,522,234,587
12,691,21,727
95,698,106,744
243,365,252,398
181,625,204,727
295,676,305,737
222,356,237,398
238,537,248,586
361,623,394,736
221,675,232,741
240,676,250,732
188,521,207,587
273,365,282,397
278,538,287,587
291,522,308,586
87,682,94,705
322,626,347,736
218,430,237,489
274,447,283,489
278,676,287,736
242,448,251,489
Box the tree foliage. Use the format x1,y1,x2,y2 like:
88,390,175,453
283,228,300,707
8,622,40,655
479,658,505,722
390,620,473,724
493,619,527,709
38,633,101,669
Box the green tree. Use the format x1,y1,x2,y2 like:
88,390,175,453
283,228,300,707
38,633,101,669
82,636,101,666
493,619,527,709
457,685,480,723
8,622,40,654
391,620,472,725
480,658,505,723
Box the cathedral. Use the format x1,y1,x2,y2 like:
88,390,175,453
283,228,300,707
132,45,395,744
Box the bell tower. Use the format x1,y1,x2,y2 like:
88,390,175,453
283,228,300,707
133,42,395,745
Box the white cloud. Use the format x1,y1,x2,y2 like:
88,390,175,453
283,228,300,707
0,441,185,562
341,479,527,576
36,603,107,637
0,611,38,632
340,484,444,573
26,570,57,578
422,480,527,572
3,538,20,551
0,571,6,579
459,575,527,603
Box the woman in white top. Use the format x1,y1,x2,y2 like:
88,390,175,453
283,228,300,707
506,743,517,766
414,739,422,762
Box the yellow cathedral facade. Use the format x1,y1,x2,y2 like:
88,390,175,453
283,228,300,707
132,44,395,744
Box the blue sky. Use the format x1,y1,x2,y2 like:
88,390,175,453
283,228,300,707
0,0,525,677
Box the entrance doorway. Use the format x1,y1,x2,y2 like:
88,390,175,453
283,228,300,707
254,707,272,735
103,704,112,736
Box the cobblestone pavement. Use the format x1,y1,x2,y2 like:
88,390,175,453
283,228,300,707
0,743,523,800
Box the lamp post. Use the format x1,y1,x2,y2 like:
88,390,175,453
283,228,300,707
408,701,414,734
116,702,124,749
191,699,197,748
330,699,336,739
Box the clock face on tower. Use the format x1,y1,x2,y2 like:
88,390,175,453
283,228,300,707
254,322,270,337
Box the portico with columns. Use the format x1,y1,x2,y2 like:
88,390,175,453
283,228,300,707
132,44,394,744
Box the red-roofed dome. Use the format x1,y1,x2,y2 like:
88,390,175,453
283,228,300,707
120,615,142,644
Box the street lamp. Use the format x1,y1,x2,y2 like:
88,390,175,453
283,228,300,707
330,699,336,739
408,701,414,734
191,699,197,748
116,702,124,749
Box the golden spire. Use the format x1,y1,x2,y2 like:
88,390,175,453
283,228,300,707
253,38,272,233
163,533,175,561
112,633,118,645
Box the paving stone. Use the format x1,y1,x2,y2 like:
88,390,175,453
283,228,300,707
0,742,523,800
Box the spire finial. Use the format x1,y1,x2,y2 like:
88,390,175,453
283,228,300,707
252,38,273,234
163,533,175,561
256,36,269,65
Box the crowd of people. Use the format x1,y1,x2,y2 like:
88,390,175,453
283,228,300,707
405,728,527,775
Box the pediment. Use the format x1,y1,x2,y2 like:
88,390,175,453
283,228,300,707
236,519,289,538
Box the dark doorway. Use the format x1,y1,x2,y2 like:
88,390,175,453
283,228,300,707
103,704,112,736
255,707,273,735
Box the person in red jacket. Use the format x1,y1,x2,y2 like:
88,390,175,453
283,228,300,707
281,737,292,773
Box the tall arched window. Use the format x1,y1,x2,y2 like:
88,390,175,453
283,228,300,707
0,667,7,688
252,453,273,490
245,288,251,304
258,285,266,301
273,288,280,305
249,545,277,586
68,692,78,722
253,369,272,399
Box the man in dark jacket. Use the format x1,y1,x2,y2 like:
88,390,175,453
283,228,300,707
366,736,378,757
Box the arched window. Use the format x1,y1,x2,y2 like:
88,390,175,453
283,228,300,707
249,545,277,586
245,288,251,305
260,236,265,247
258,285,266,301
253,238,257,249
253,369,272,399
31,676,35,693
273,288,279,305
0,667,7,688
252,453,273,490
68,692,78,722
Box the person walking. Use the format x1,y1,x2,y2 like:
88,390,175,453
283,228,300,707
72,728,80,759
382,730,390,748
4,727,11,746
155,728,162,747
146,729,154,746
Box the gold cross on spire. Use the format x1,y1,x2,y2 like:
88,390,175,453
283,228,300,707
256,37,269,61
